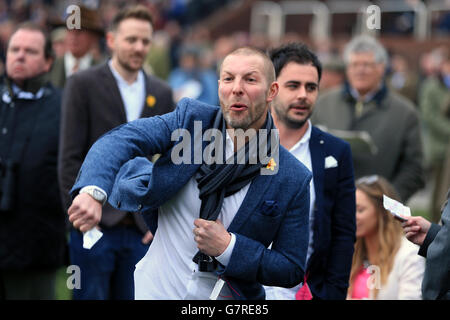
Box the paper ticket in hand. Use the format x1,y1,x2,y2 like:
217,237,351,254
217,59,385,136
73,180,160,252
83,228,103,249
383,195,411,222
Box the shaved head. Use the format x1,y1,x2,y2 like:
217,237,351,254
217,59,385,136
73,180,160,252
220,46,276,87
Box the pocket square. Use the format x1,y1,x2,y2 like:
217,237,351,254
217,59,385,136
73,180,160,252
324,155,338,169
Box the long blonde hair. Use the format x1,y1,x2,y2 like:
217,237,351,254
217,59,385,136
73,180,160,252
348,175,403,299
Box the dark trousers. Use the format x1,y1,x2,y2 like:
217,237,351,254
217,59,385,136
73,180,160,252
69,224,149,300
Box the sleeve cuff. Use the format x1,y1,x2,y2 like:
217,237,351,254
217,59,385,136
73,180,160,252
79,185,108,205
418,223,441,257
215,233,236,267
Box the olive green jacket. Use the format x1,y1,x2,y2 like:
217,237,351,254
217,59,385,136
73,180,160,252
419,76,450,165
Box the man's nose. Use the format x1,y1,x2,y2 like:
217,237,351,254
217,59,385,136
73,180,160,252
134,40,146,52
14,49,26,60
296,85,307,99
232,79,244,95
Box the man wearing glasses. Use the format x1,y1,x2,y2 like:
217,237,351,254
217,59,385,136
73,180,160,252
313,35,424,202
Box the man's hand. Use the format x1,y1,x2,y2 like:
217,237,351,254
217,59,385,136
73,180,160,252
193,219,231,257
402,216,432,246
68,193,103,232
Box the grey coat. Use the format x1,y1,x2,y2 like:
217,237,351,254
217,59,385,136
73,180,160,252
312,83,425,201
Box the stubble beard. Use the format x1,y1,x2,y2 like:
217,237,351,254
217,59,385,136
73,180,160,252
222,103,268,131
118,53,144,73
273,102,311,130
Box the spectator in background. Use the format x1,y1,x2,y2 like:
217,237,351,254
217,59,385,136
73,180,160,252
0,19,15,80
312,35,425,202
58,5,174,300
0,22,65,299
48,4,105,88
144,30,171,80
403,189,450,300
50,27,67,59
418,47,448,86
212,35,236,72
418,55,450,223
168,45,218,105
319,55,345,93
348,176,425,300
387,52,419,104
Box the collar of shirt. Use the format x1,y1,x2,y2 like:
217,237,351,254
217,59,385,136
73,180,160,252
108,60,146,122
64,52,93,77
289,120,312,153
108,59,144,88
225,129,234,160
349,85,379,103
2,83,45,102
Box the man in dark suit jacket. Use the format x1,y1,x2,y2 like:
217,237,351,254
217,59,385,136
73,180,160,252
403,189,450,299
265,43,356,300
66,47,312,300
58,5,174,300
0,23,65,299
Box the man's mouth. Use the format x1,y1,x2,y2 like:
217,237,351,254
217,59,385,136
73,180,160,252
289,104,309,112
230,103,248,111
131,54,144,61
12,65,25,72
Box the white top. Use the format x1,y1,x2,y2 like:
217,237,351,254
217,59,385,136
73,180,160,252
375,237,425,300
64,52,93,77
108,60,146,122
264,120,316,300
134,132,250,300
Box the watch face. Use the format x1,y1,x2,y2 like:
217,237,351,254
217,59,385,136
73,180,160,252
93,189,105,201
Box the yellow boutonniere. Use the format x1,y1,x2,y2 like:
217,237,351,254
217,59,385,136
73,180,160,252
146,95,156,108
266,158,276,171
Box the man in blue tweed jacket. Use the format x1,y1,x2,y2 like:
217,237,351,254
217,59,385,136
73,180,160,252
67,47,312,300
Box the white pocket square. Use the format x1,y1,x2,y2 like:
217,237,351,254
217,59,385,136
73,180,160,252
324,156,338,169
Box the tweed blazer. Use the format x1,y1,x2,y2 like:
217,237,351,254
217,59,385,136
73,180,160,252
71,98,313,299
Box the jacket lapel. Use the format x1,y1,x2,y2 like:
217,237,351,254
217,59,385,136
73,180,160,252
308,126,325,265
99,63,128,122
140,74,154,118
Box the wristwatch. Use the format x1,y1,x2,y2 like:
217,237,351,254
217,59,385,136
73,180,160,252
79,186,107,205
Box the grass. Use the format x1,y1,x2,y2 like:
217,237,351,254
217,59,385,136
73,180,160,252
55,267,72,300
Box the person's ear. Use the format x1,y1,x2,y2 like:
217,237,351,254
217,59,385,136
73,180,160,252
106,31,115,51
43,57,53,73
266,81,279,102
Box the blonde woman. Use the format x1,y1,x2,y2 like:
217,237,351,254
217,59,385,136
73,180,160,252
347,176,425,299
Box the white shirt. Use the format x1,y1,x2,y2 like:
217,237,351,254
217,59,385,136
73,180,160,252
108,60,146,122
265,120,316,300
64,52,93,78
134,132,250,300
